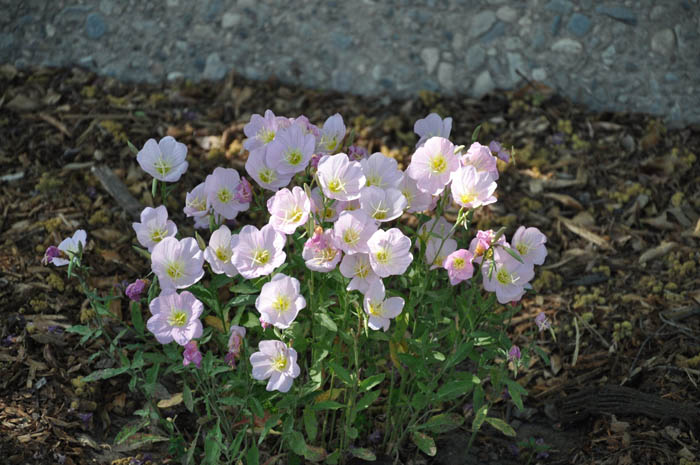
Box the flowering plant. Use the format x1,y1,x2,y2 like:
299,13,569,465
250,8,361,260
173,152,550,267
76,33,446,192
49,112,552,464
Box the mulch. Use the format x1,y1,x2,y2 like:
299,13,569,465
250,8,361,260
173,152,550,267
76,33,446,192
1,63,699,465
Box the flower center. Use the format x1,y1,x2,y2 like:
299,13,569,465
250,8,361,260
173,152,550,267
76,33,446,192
366,175,381,187
368,301,383,316
258,169,276,185
402,190,413,206
150,227,167,243
496,268,512,285
430,153,447,173
343,228,360,246
322,136,338,152
285,149,303,166
516,243,529,257
460,192,476,205
252,248,271,265
327,178,345,194
272,294,291,313
320,247,338,263
286,207,304,224
215,247,231,262
453,257,465,269
273,354,288,371
375,248,390,264
355,261,370,278
217,188,232,204
168,309,187,327
259,129,275,144
166,261,185,280
154,157,172,177
188,196,207,212
372,204,388,221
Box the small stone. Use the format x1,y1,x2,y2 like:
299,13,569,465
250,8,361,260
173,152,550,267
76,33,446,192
221,12,241,28
466,44,486,69
45,24,56,38
664,72,679,82
504,37,522,51
551,15,562,35
166,0,178,6
651,29,676,55
567,13,592,37
551,38,583,54
496,6,517,22
472,70,495,98
331,32,352,51
595,5,637,25
505,52,525,87
480,22,505,43
649,5,665,21
99,0,114,15
545,0,573,14
437,62,454,89
167,71,184,80
420,47,440,74
452,32,464,51
85,13,107,39
470,10,496,38
601,44,615,66
203,53,226,80
532,68,547,81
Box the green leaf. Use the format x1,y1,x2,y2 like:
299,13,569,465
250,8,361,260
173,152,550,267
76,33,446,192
246,443,259,465
472,404,488,433
445,342,473,368
354,389,381,414
132,245,151,261
184,426,201,465
114,418,149,444
249,397,265,419
437,379,474,401
303,406,317,442
131,350,144,370
328,361,353,386
229,426,246,458
359,373,385,392
183,382,194,412
229,282,260,294
66,325,93,337
204,422,222,465
471,125,482,143
504,379,527,411
209,273,232,290
258,413,282,445
484,417,516,437
286,430,307,456
349,447,376,461
533,345,550,367
127,139,139,155
313,401,344,411
411,431,437,457
503,246,524,264
314,312,337,332
82,366,130,382
130,302,144,336
418,413,465,434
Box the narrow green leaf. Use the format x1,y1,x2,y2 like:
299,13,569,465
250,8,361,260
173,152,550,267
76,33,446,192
349,447,376,461
130,302,144,336
411,431,437,457
484,417,516,437
472,404,488,433
504,379,527,411
184,426,201,465
359,373,385,392
286,430,307,456
418,413,465,434
246,442,259,465
127,139,139,155
114,418,148,444
229,282,260,294
66,325,93,337
204,423,222,465
328,361,353,386
313,401,344,411
249,397,265,419
258,413,282,445
437,379,474,401
471,124,482,143
183,382,194,412
503,246,524,264
314,312,337,332
229,426,246,458
354,389,381,413
82,366,129,382
303,406,317,442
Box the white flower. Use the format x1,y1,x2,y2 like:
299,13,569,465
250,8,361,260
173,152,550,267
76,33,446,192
52,229,87,266
333,210,377,255
363,280,404,332
132,206,177,252
136,136,188,182
203,225,238,277
255,274,306,329
360,186,407,223
339,253,381,294
317,153,366,201
367,228,413,278
360,152,402,189
250,340,301,393
414,113,452,148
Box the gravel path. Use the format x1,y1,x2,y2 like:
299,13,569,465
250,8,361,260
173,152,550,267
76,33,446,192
3,0,699,126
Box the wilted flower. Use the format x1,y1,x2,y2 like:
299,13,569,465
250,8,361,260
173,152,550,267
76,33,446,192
234,177,253,204
508,345,521,362
136,136,188,182
347,145,368,161
468,229,506,265
51,230,87,267
203,225,238,277
151,237,205,292
414,113,452,148
125,279,148,301
132,206,177,252
42,246,61,266
231,224,286,279
535,312,550,332
147,291,203,346
363,280,404,332
256,273,306,329
183,340,202,368
489,140,510,163
250,340,301,393
226,325,246,367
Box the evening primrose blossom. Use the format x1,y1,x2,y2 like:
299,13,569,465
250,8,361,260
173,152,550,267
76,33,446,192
449,165,498,210
414,113,453,148
425,236,457,270
250,340,301,393
360,186,407,223
303,227,342,272
367,228,413,278
132,206,177,252
317,113,346,154
255,273,306,329
511,226,547,266
243,109,289,152
51,229,87,267
363,280,404,332
151,237,205,292
205,167,249,220
231,224,286,279
146,291,203,346
333,210,377,255
482,247,535,304
317,153,366,201
203,225,239,277
136,136,188,182
339,253,381,294
266,123,315,174
360,152,402,189
444,249,475,285
267,186,311,235
406,136,459,196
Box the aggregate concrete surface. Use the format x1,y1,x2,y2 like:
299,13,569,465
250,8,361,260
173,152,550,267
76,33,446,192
2,0,700,126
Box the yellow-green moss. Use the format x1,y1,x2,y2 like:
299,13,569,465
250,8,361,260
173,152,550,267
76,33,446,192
42,217,63,233
532,270,563,293
556,119,573,135
418,90,438,107
613,321,633,342
88,209,110,226
99,120,128,143
81,86,96,98
35,172,63,193
671,191,684,208
47,273,65,292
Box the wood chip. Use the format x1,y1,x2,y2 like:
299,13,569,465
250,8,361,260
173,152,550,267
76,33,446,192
638,241,677,264
91,164,143,220
557,216,613,250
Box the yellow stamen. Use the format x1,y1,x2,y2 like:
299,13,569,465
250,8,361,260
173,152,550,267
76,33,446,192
285,149,302,166
273,354,288,371
252,248,270,265
166,261,184,280
430,153,447,173
215,247,230,262
217,188,232,203
272,294,291,313
168,309,187,327
343,228,360,246
154,157,172,177
375,249,390,264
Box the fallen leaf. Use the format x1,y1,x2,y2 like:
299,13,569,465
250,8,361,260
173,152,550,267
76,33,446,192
157,392,183,409
558,216,612,250
543,193,584,210
638,241,676,264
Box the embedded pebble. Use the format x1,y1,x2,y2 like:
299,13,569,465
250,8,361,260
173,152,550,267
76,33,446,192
420,47,440,74
651,29,676,55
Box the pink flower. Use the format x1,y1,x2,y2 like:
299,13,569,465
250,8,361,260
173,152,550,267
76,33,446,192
267,186,311,235
250,340,301,393
398,174,433,213
535,312,551,331
489,140,510,163
125,279,148,301
511,226,547,266
317,113,346,154
205,167,249,220
204,225,239,277
449,165,498,210
183,341,202,368
151,237,205,292
508,345,521,362
444,249,474,285
361,152,402,189
225,325,246,367
231,224,286,279
339,253,381,294
468,229,506,265
289,115,320,138
460,142,499,181
184,182,210,219
406,136,459,196
481,247,535,304
266,123,316,174
360,186,407,223
234,177,253,204
243,109,289,152
147,291,203,346
425,236,457,270
303,228,342,272
333,210,378,255
414,113,452,148
245,146,293,191
347,145,368,161
317,153,366,201
256,273,306,329
52,229,87,267
136,136,188,182
42,246,61,266
363,280,404,332
132,206,177,252
367,228,413,278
